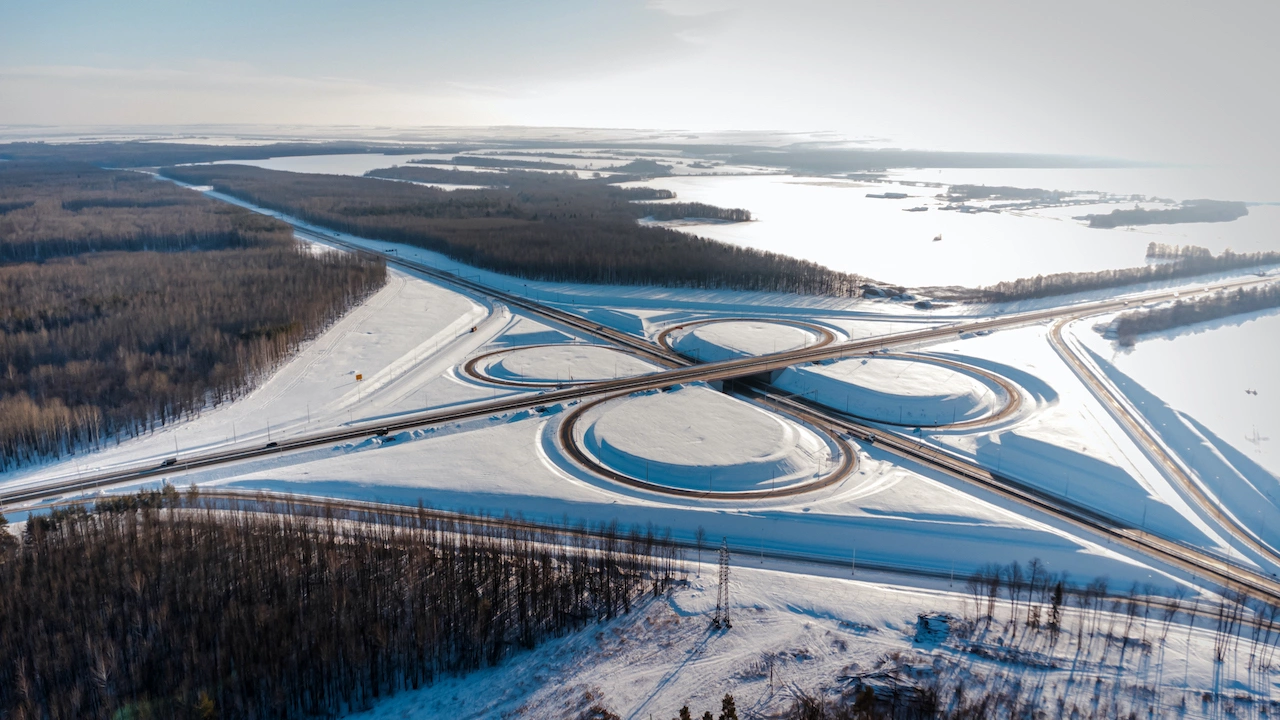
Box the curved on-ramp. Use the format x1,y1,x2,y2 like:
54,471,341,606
655,317,838,355
462,343,657,388
556,390,858,501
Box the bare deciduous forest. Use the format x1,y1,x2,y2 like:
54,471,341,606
1114,282,1280,345
0,490,679,719
0,163,287,262
160,164,865,295
978,245,1280,302
0,164,387,470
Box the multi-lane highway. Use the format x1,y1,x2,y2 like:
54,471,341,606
1050,316,1280,568
6,194,1279,602
2,271,1257,508
3,244,1264,509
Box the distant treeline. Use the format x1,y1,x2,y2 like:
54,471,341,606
1145,241,1213,261
0,141,447,168
410,155,573,170
727,148,1135,174
978,248,1280,302
946,185,1070,203
161,164,865,295
606,158,674,176
1114,282,1280,345
1081,199,1248,228
0,491,679,719
0,164,386,470
640,202,752,222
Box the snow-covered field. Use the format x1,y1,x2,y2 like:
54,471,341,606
474,343,659,385
1067,311,1280,561
574,383,837,493
774,355,1007,426
1075,310,1280,479
668,320,830,360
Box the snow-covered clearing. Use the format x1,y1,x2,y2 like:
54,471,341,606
142,402,1176,594
13,178,1253,586
348,563,1274,719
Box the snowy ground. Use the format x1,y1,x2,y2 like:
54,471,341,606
574,383,837,492
911,325,1240,565
1067,312,1280,562
774,355,1006,426
475,343,660,385
1075,310,1280,479
6,182,1264,585
668,320,830,361
347,563,1276,720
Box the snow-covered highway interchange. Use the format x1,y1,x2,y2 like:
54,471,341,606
4,181,1280,715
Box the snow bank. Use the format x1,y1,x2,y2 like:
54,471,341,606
669,320,823,360
775,356,1004,426
577,384,834,492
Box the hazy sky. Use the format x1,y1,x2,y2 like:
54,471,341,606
2,0,1275,165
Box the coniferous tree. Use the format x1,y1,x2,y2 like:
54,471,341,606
0,512,14,555
718,693,738,720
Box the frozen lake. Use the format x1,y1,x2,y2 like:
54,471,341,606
625,173,1280,288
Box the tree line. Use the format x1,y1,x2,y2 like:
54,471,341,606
1082,199,1248,228
160,164,867,296
410,155,574,170
0,163,387,470
1114,282,1280,345
978,247,1280,302
0,141,445,169
0,489,679,719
